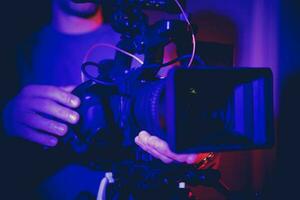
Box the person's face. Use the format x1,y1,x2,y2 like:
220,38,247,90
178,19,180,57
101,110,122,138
54,0,100,17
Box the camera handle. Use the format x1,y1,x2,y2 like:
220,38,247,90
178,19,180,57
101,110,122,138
108,19,194,81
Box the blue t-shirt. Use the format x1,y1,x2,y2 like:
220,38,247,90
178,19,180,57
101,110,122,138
18,24,120,87
18,24,121,200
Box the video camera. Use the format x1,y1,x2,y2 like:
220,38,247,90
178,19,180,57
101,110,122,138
65,0,274,157
62,0,274,198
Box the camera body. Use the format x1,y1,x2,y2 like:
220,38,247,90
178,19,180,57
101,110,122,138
63,65,274,160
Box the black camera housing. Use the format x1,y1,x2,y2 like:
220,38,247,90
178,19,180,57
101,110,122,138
63,66,274,159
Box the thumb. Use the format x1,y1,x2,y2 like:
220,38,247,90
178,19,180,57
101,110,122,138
60,85,77,92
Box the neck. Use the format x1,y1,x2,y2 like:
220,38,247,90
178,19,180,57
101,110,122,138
52,4,103,35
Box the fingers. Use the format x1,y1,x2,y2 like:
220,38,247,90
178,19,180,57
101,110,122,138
22,85,80,108
4,85,81,147
22,112,68,136
135,135,173,163
30,98,80,124
145,134,177,163
60,85,76,92
148,137,197,164
135,131,197,164
19,125,58,147
179,154,198,164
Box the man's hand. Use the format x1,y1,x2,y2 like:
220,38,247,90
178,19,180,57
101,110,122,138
135,131,198,164
135,131,220,168
3,85,80,147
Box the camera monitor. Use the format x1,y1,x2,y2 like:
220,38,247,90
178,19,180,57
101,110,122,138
166,67,274,153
